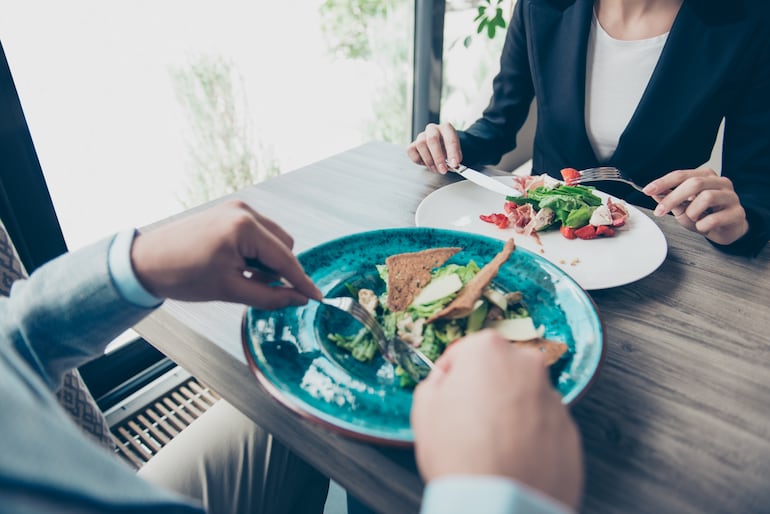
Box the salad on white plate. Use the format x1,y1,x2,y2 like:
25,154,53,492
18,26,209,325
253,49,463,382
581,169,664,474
480,168,630,242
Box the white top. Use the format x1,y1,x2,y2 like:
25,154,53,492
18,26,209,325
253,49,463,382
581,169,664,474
585,13,668,161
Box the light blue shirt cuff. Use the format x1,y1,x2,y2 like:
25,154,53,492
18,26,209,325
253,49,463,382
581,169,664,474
421,476,574,514
108,229,164,308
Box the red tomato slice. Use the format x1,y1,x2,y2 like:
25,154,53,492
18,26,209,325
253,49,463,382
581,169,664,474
596,225,615,237
574,225,597,240
560,167,581,185
560,225,577,239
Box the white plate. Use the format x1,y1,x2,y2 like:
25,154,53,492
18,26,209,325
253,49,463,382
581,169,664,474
415,177,667,290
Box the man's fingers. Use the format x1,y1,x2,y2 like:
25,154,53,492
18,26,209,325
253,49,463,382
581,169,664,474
239,202,295,249
241,216,322,301
225,274,312,310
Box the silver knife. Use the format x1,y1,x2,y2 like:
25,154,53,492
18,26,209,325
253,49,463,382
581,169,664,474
448,163,521,198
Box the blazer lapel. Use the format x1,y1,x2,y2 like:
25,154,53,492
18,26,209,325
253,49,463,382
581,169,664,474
611,0,752,179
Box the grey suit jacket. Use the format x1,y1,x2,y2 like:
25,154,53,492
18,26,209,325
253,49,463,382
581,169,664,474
0,236,201,513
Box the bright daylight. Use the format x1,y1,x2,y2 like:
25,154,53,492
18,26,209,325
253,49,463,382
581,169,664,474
1,1,500,250
2,1,767,514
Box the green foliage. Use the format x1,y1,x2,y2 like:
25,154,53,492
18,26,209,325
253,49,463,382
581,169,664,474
319,0,401,59
440,1,513,128
170,55,280,208
474,0,508,39
364,9,412,145
317,1,512,146
319,0,411,145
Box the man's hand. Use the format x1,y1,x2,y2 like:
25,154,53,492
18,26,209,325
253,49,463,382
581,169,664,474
411,330,583,510
407,122,462,174
130,199,321,310
643,168,749,245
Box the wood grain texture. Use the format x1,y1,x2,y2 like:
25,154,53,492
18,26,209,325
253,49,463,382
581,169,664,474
134,141,770,514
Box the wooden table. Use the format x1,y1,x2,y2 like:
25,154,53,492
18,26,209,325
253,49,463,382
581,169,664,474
135,141,770,514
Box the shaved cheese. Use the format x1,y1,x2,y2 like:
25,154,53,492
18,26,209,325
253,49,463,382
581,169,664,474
482,288,508,312
411,273,463,306
589,204,612,226
486,317,545,341
543,175,561,190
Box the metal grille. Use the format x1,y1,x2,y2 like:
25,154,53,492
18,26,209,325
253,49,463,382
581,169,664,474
110,377,220,469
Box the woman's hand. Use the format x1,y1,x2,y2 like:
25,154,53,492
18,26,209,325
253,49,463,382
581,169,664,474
643,167,749,245
411,330,583,510
131,199,322,310
407,122,462,174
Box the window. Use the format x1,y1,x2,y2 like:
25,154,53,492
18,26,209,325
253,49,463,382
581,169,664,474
441,0,511,128
1,2,416,404
2,1,415,360
1,2,415,253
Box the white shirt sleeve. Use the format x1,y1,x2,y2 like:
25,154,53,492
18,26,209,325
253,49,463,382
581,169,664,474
107,229,164,308
420,476,574,514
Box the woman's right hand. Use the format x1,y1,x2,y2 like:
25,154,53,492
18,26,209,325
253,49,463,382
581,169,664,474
407,122,462,174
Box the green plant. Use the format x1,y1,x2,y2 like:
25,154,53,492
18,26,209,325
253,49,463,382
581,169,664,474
319,0,411,144
319,0,401,59
474,0,508,39
170,55,280,208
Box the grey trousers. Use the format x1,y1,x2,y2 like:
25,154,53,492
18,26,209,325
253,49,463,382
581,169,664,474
139,400,330,514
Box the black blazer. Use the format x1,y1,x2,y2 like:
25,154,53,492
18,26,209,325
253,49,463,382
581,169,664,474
458,0,770,256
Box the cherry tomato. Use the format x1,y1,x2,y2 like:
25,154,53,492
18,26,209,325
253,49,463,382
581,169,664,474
560,225,577,239
560,167,581,185
574,225,597,240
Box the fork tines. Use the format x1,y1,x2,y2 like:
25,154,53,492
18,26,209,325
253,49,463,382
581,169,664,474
569,167,645,192
574,167,622,181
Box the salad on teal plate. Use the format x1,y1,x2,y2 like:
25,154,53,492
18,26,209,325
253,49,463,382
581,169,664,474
241,227,605,446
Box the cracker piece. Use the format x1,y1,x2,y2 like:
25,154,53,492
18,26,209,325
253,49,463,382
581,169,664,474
427,238,516,322
386,247,462,312
512,338,568,366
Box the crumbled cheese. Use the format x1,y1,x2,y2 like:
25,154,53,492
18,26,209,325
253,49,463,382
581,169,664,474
396,316,425,347
589,205,612,226
543,175,561,190
358,289,379,315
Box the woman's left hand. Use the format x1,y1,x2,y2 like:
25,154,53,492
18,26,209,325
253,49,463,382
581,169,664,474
643,167,749,245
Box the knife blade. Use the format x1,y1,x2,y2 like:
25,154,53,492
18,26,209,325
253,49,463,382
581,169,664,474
448,164,521,198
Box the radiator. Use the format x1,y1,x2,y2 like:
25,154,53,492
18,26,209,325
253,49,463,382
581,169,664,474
105,367,220,469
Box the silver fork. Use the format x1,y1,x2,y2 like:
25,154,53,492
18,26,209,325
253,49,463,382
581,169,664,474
321,297,436,382
567,166,645,193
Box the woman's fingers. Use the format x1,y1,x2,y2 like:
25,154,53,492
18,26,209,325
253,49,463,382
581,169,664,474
424,124,449,173
406,123,460,174
645,169,749,245
650,171,720,217
438,123,462,169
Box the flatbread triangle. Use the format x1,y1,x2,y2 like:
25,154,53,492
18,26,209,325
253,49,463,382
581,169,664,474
385,247,461,312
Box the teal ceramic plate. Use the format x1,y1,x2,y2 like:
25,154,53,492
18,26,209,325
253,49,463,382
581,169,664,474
242,228,604,446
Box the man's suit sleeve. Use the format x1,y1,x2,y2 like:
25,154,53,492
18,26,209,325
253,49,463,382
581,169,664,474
0,234,157,390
